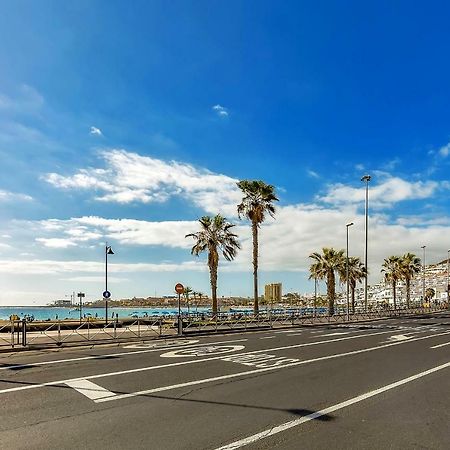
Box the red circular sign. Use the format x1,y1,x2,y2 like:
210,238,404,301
175,283,184,294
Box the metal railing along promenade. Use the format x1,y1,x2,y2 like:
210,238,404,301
0,306,445,351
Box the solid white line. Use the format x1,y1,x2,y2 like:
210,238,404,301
0,338,247,371
0,330,395,396
431,341,450,349
320,332,351,337
215,360,450,449
65,379,116,401
260,336,276,339
95,330,450,403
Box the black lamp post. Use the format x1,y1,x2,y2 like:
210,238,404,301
105,243,114,324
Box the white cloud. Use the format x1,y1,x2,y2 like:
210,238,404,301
212,104,229,117
0,259,205,275
35,238,77,249
0,84,44,113
44,149,242,216
307,169,319,179
439,142,450,158
90,126,103,136
319,176,442,207
0,190,33,202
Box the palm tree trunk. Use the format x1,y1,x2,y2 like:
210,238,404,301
252,220,259,314
209,250,219,317
351,284,355,314
327,271,335,315
406,277,410,309
392,280,396,310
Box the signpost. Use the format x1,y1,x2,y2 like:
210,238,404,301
175,283,184,335
77,292,85,324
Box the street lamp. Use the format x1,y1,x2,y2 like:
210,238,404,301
447,249,449,307
361,175,371,311
346,222,354,321
105,243,114,324
421,245,426,306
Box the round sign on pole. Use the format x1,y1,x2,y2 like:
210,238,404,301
103,290,111,299
175,283,184,294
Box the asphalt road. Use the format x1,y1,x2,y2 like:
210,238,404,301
0,312,449,449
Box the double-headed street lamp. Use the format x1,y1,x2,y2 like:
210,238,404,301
361,175,371,311
105,243,114,324
346,222,354,321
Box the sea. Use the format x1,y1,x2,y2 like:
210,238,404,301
0,306,211,321
0,306,327,321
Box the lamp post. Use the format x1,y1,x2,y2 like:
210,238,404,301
346,222,354,321
361,175,371,311
421,245,426,306
105,243,114,324
447,249,450,307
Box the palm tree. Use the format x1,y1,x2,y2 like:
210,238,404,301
425,287,435,304
186,215,240,316
381,256,402,309
237,180,279,314
399,253,421,309
341,256,367,314
309,248,345,315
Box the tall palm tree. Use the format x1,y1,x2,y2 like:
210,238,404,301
309,247,345,315
381,256,402,309
237,180,279,314
186,215,240,316
341,256,367,314
399,253,421,309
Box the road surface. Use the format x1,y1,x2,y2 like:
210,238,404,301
0,312,449,449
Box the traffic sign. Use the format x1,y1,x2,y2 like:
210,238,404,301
103,290,111,299
175,283,184,294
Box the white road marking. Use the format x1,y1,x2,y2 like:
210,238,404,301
260,336,276,339
95,330,450,404
124,339,198,349
65,379,116,401
160,345,245,358
320,332,352,337
386,334,413,342
222,353,299,368
0,338,245,371
0,330,395,396
215,360,450,450
431,341,450,349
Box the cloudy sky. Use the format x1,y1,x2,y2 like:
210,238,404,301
1,1,450,305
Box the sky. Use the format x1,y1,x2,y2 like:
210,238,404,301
1,0,450,305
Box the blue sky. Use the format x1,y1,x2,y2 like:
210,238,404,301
1,1,450,305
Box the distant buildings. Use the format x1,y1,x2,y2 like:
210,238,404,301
50,299,73,307
352,259,450,307
264,283,282,303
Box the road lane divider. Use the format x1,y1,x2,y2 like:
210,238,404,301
431,341,450,349
215,360,450,450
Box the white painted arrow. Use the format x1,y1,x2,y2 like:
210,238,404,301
387,334,412,342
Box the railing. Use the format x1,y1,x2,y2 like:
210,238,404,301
0,305,446,350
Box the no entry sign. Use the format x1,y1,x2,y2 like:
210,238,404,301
175,283,184,294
